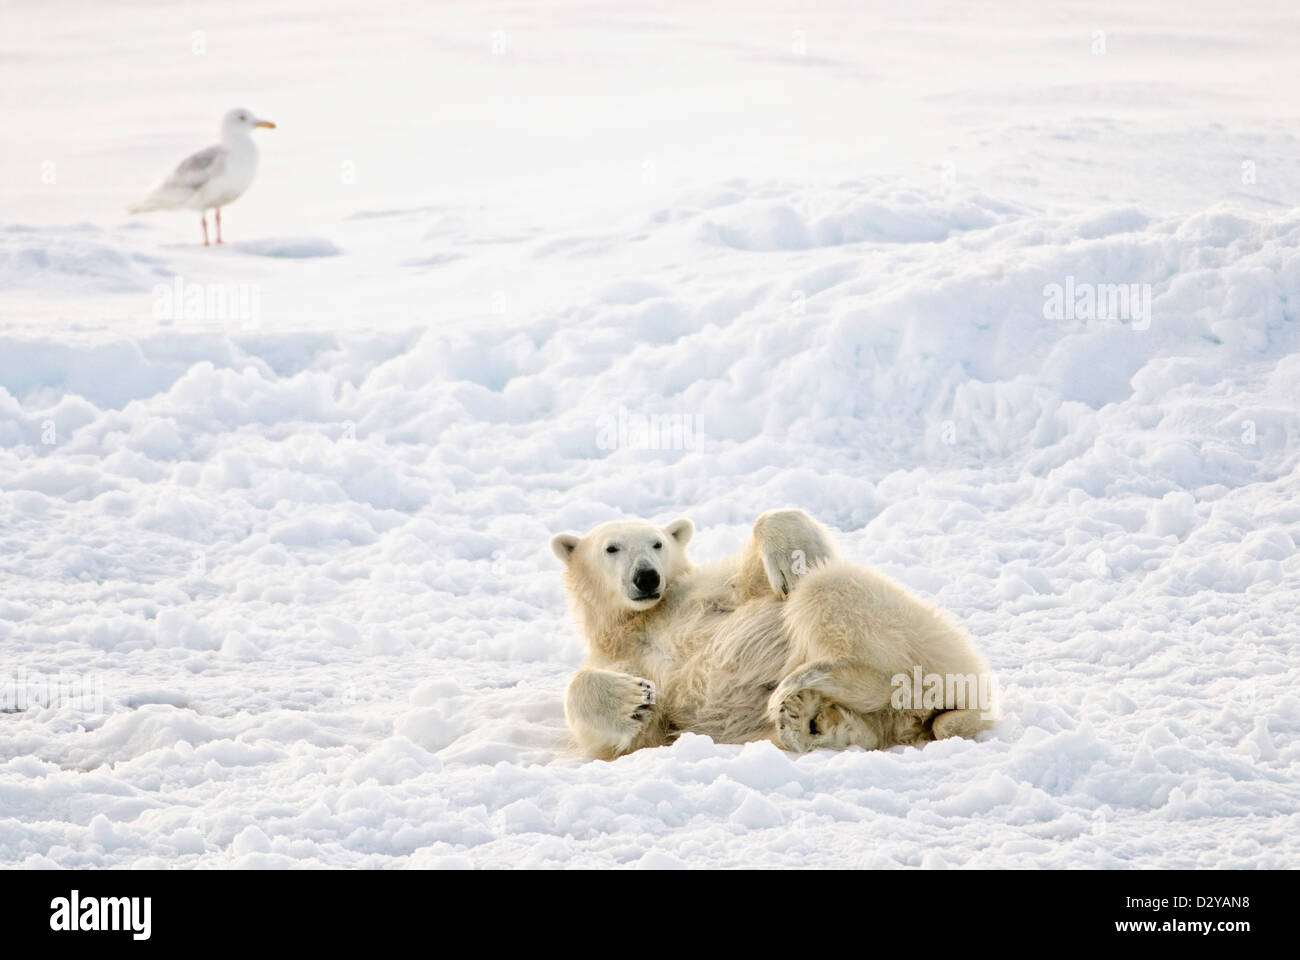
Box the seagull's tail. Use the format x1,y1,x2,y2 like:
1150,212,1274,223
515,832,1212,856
128,183,191,214
127,192,163,214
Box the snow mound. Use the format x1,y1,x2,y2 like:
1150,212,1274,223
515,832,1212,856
230,237,342,258
697,183,1019,250
0,225,169,293
3,181,1296,868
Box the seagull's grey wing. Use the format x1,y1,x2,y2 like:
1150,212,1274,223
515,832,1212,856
163,144,227,191
129,143,230,213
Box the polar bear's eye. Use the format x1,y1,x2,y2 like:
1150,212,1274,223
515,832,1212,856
653,541,663,550
605,545,619,554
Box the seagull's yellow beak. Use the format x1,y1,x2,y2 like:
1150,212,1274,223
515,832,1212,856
255,120,276,129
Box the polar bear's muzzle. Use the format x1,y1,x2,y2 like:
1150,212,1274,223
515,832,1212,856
629,565,662,602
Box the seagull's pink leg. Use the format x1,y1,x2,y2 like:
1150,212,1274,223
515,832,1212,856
215,207,223,244
201,213,209,246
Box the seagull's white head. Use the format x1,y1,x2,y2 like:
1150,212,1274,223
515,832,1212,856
221,108,276,141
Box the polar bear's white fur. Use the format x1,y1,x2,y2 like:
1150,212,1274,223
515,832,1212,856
551,509,996,760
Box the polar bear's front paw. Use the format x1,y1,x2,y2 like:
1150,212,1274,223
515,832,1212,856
600,675,658,755
626,677,656,724
566,670,665,759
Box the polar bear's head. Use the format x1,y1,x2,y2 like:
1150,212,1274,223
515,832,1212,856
551,518,694,615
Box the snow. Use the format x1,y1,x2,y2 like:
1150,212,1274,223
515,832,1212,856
2,0,1299,868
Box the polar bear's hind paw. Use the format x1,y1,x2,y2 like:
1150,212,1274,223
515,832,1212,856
754,509,834,598
774,689,876,752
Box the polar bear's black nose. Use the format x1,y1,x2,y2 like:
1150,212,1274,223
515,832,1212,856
632,567,660,595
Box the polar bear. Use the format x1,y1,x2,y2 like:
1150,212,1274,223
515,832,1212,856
551,509,996,760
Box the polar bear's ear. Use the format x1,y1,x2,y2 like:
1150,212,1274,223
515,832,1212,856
664,518,694,548
550,533,581,565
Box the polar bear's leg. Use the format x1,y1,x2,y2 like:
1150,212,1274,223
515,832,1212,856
769,660,895,716
736,509,836,601
767,660,896,752
565,668,666,760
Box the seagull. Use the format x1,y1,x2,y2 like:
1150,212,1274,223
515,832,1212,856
128,108,276,245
